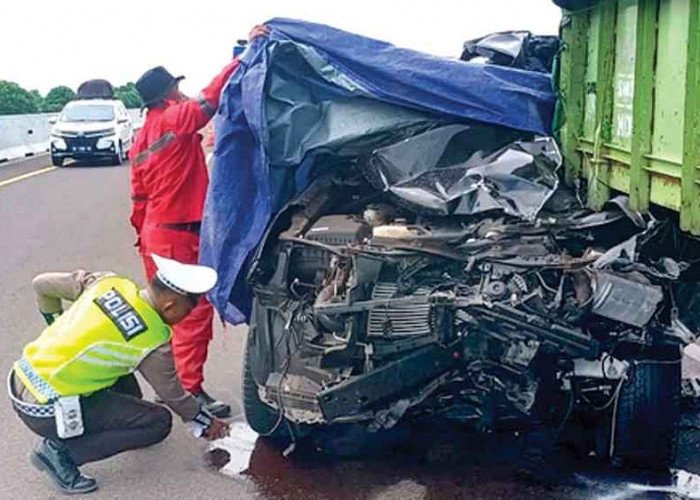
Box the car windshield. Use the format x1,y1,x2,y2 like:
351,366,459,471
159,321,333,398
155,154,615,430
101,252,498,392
60,105,114,122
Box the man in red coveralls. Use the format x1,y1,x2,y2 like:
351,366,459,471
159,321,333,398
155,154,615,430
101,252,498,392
130,25,269,418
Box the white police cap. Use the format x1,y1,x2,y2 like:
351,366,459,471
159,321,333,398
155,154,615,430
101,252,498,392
151,253,218,296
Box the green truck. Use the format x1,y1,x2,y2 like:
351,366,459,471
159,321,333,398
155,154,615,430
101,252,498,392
558,0,700,235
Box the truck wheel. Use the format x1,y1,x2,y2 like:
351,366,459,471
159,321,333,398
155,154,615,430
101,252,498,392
611,354,681,469
51,155,64,167
242,332,291,442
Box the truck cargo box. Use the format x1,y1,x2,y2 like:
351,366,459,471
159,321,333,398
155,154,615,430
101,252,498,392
558,0,700,235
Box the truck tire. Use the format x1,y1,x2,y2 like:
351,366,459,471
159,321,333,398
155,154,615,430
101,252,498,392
242,333,291,442
611,356,680,469
51,155,64,167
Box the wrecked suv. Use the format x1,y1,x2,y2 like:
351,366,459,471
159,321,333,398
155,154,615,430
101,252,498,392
242,122,695,469
199,19,700,472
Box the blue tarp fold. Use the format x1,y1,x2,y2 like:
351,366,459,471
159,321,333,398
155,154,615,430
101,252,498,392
200,18,557,323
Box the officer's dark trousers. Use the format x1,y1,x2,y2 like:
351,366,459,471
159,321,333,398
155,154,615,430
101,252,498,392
14,375,172,465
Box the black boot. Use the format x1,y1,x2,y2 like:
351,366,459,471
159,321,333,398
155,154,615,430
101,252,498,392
193,390,232,418
30,438,98,495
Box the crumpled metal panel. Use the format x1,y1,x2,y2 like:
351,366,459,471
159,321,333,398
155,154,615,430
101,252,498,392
461,31,561,73
364,124,561,221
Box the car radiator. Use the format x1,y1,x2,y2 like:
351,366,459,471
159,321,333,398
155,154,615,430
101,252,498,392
368,282,432,337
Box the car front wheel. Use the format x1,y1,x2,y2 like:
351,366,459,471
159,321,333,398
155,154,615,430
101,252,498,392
121,140,130,162
610,352,681,469
242,331,292,442
51,155,64,167
111,141,124,166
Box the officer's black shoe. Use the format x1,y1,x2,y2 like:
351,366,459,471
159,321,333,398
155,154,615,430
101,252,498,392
194,389,232,418
30,438,98,495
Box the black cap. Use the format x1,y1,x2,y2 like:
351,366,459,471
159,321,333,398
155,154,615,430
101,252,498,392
135,66,184,106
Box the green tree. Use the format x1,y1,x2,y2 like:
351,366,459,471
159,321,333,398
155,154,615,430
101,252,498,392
114,82,143,109
0,80,39,115
29,89,44,112
43,85,76,113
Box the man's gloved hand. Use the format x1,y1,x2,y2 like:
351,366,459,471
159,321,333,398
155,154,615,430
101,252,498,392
204,418,230,441
248,24,269,42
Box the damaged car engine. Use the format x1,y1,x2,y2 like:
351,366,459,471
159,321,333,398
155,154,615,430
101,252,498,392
245,124,696,468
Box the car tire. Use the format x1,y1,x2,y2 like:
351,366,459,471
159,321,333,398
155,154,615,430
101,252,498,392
111,142,123,166
121,139,130,162
611,353,681,469
51,155,64,167
242,330,291,442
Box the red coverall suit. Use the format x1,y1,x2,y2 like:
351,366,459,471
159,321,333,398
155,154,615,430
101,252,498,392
129,60,239,393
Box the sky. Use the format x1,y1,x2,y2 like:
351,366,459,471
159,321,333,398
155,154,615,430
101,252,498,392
1,0,562,96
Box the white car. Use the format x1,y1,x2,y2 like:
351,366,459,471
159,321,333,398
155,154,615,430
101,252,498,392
49,100,134,166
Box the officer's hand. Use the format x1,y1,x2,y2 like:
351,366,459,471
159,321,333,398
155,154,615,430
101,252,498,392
248,24,269,42
204,418,230,441
41,311,60,326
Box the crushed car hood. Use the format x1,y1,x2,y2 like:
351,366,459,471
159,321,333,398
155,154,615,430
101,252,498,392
364,124,561,220
200,18,558,323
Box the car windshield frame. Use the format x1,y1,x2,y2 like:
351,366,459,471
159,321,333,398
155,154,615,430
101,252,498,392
60,104,115,123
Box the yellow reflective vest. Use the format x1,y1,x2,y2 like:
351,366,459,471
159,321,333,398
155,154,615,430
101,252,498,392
14,276,171,404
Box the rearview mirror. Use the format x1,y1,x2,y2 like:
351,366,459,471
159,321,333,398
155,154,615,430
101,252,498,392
118,118,129,124
48,116,57,125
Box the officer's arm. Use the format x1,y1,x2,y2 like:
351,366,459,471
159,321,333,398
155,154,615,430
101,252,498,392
162,58,240,136
138,344,226,438
32,271,113,325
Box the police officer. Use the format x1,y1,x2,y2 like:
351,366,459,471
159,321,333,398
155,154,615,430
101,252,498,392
8,255,230,494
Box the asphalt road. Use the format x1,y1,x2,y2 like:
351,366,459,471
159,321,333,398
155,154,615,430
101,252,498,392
0,154,58,184
0,156,249,499
2,156,700,500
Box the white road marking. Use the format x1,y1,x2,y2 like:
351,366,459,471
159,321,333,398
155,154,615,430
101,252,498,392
0,166,57,188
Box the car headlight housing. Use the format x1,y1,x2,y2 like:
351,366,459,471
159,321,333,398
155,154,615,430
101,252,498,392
51,137,67,150
96,136,116,150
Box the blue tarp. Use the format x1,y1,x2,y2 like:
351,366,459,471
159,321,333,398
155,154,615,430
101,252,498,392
200,18,557,324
